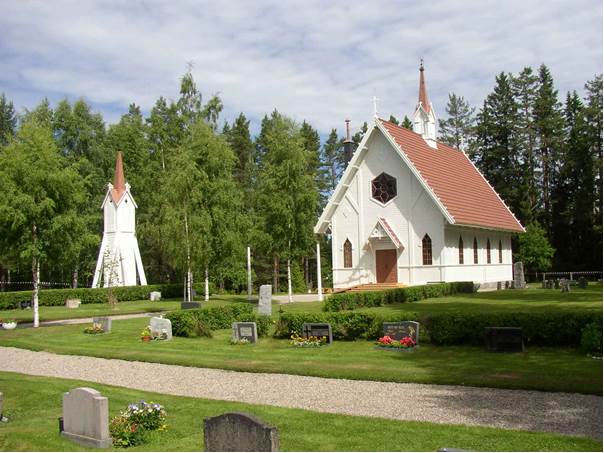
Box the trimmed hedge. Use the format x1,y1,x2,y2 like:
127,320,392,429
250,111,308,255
323,282,475,312
0,283,208,310
274,310,602,346
165,304,271,338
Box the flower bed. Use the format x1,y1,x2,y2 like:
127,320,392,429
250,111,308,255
83,324,104,335
290,332,328,348
375,335,417,351
110,400,167,448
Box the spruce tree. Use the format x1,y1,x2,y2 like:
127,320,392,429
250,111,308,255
438,93,475,152
584,75,603,238
401,115,413,130
0,93,17,145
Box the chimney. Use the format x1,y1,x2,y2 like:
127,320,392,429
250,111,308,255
343,119,354,163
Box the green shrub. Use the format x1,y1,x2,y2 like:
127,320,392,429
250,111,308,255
323,282,474,312
275,310,601,347
580,322,602,356
165,303,272,338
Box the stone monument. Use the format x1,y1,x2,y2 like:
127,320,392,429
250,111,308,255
61,387,112,448
232,322,258,343
149,291,162,301
258,285,272,316
92,317,111,332
204,412,279,452
513,262,526,289
150,316,172,340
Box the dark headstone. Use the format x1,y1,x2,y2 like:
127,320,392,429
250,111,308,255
485,327,524,352
578,277,588,289
383,321,420,344
204,412,279,452
301,323,333,344
19,300,32,310
181,302,201,310
232,322,258,343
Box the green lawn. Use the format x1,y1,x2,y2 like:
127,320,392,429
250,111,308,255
0,317,600,394
0,372,600,452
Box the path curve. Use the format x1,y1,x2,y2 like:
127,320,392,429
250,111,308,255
0,346,601,440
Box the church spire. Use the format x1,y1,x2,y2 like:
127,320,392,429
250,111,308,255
412,60,437,148
418,59,430,113
111,151,126,203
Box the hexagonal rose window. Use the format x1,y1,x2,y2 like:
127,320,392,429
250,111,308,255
371,172,397,204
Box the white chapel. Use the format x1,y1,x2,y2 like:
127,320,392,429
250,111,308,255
315,63,525,290
92,151,147,288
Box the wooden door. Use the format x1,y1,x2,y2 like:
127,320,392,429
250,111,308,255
376,249,397,283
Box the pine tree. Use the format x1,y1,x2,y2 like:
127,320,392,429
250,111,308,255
224,113,255,190
0,93,17,145
584,75,603,238
534,65,564,234
320,129,344,197
512,67,539,224
388,115,400,125
438,93,475,152
401,115,413,130
352,121,368,145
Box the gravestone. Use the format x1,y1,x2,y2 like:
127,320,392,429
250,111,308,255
0,392,6,423
578,277,588,289
383,321,420,344
513,262,525,289
65,299,81,309
150,317,172,340
19,300,32,310
149,291,162,301
485,327,524,352
92,317,111,333
301,323,332,344
204,412,279,452
560,279,571,293
232,322,258,343
258,285,272,316
181,301,201,309
61,387,112,448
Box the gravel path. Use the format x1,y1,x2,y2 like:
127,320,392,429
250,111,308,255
1,346,601,440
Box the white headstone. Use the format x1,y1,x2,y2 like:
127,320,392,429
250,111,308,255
61,387,112,448
150,317,172,340
65,299,81,309
149,291,162,301
92,317,111,332
258,285,272,316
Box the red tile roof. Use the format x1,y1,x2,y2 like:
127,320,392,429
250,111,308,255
379,119,524,232
111,151,126,203
378,217,403,248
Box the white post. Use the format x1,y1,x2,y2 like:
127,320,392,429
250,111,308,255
33,260,40,328
204,266,209,301
247,246,252,301
316,242,323,302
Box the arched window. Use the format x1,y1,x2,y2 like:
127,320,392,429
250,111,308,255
458,236,464,264
486,239,491,264
343,239,352,268
422,234,432,265
498,240,503,264
473,237,478,264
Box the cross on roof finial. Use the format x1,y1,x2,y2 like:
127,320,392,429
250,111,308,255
372,95,379,118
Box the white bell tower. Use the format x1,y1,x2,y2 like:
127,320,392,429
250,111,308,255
412,60,438,148
92,152,147,288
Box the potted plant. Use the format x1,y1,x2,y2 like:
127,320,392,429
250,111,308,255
2,319,17,330
140,326,152,342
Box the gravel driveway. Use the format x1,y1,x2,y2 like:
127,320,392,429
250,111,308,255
0,346,601,440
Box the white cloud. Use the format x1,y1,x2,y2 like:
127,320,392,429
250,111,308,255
0,0,601,136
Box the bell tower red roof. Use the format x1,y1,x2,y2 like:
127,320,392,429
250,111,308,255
111,151,126,203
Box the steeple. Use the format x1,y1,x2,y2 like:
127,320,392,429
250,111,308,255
412,60,437,148
111,151,126,203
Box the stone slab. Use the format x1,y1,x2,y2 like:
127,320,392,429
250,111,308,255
65,299,81,309
485,327,524,352
232,322,257,343
513,262,526,289
204,412,279,451
61,387,112,448
383,321,420,344
181,301,201,310
258,285,272,316
150,317,172,340
301,323,332,344
149,291,162,301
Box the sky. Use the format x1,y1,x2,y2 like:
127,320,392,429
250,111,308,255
0,0,602,139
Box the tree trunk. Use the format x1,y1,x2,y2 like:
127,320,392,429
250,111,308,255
184,211,192,302
273,255,280,293
246,246,252,301
32,223,40,328
204,265,209,302
287,257,293,303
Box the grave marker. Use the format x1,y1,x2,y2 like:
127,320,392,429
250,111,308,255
92,317,111,333
232,322,258,343
383,321,419,344
150,317,172,340
65,299,81,309
204,412,279,452
513,262,525,289
301,323,332,344
485,327,524,352
149,291,162,301
258,285,272,316
61,387,112,448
